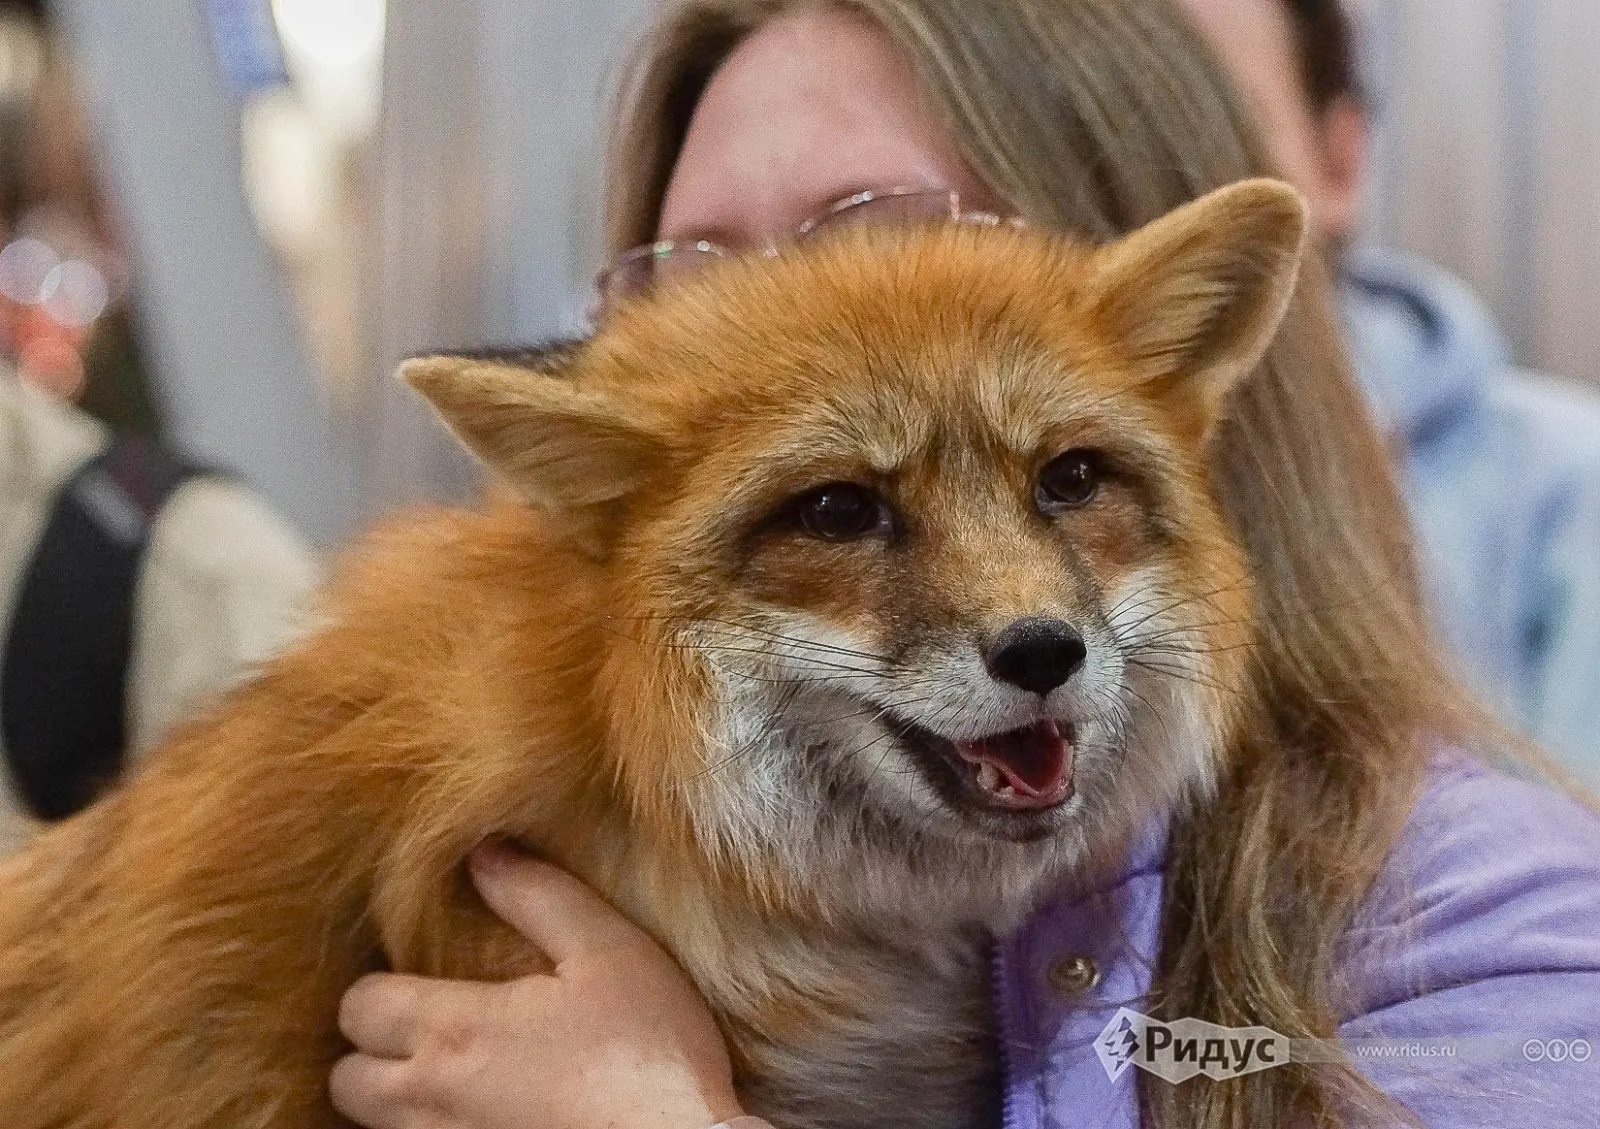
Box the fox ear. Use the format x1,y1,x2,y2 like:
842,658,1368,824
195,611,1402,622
403,346,661,547
1083,178,1309,438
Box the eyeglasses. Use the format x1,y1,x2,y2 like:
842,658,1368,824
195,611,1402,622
595,187,1018,316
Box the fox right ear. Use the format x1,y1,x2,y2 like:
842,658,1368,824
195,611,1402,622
1081,179,1309,442
403,346,663,534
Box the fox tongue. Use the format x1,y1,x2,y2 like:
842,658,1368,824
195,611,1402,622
957,720,1071,799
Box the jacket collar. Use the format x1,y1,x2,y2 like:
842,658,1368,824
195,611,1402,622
1337,246,1505,445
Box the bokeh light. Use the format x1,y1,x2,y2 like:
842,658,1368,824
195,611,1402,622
270,0,384,73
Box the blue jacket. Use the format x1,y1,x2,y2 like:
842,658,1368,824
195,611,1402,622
1340,250,1600,781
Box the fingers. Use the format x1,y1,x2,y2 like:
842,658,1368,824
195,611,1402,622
339,973,438,1059
469,843,640,965
329,1053,415,1129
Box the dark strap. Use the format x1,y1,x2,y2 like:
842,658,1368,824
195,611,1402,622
2,435,203,820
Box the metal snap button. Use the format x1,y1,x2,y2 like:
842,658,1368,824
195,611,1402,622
1048,954,1101,996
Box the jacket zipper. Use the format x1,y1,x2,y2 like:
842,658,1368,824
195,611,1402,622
991,933,1023,1129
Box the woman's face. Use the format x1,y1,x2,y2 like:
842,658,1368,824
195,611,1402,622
657,6,998,248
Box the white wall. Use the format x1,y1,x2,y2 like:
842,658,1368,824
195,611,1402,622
364,0,653,513
1365,0,1600,387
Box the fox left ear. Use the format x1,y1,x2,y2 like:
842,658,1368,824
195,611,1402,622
402,346,663,553
1083,178,1309,438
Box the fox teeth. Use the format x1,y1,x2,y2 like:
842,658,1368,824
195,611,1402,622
978,761,1002,793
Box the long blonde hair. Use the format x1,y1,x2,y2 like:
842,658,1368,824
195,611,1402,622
605,2,1483,1124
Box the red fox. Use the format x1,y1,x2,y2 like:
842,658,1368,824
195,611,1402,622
0,179,1306,1129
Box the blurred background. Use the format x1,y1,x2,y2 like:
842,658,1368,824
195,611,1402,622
9,0,1599,544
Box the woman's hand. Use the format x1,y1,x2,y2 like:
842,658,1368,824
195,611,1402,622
330,844,745,1129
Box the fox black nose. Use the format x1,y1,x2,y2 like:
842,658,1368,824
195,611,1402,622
985,618,1087,697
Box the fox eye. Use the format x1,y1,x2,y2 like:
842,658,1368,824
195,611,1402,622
1037,450,1103,510
791,483,884,541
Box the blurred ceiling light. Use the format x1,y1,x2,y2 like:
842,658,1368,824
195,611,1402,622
0,238,58,305
269,0,385,138
0,233,115,332
41,261,111,329
271,0,384,73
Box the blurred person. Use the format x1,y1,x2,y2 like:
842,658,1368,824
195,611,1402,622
329,2,1600,1128
1180,0,1600,779
0,1,152,429
0,4,319,851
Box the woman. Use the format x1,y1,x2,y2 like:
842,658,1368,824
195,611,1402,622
330,1,1600,1126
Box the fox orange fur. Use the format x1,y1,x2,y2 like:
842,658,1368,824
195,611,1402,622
0,180,1307,1129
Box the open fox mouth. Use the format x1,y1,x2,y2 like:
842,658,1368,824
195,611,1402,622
894,718,1076,814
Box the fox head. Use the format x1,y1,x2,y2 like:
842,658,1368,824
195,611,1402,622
407,179,1308,926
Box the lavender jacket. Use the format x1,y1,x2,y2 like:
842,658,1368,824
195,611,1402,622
994,755,1600,1127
